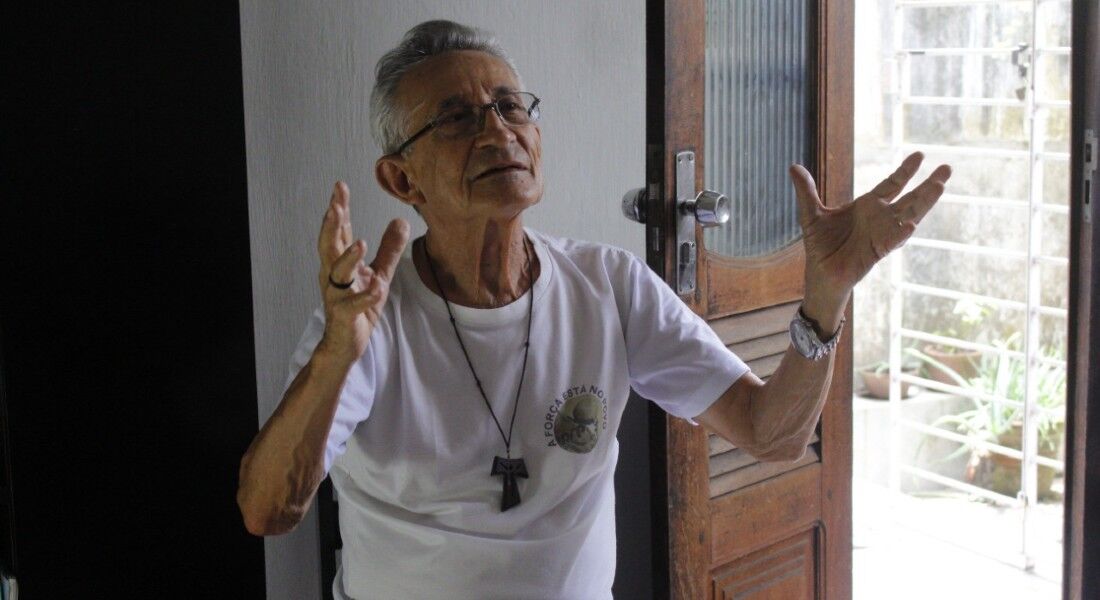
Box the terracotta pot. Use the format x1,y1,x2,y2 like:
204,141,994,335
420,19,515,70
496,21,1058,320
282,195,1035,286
922,345,981,386
859,368,919,399
974,422,1064,500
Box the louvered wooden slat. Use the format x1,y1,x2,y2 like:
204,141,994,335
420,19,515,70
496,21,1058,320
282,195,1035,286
709,300,800,346
745,353,784,379
709,433,737,456
708,429,821,499
708,447,759,477
708,431,820,458
709,445,820,499
727,331,789,362
702,291,820,500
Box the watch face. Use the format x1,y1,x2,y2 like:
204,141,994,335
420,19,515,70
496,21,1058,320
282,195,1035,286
790,309,841,360
791,319,814,355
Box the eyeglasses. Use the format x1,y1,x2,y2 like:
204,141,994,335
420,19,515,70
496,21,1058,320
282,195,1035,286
394,91,541,154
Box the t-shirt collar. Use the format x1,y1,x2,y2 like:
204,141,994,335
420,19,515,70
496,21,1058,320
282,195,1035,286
398,227,554,328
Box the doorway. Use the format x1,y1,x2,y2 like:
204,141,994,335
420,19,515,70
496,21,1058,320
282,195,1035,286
851,0,1071,597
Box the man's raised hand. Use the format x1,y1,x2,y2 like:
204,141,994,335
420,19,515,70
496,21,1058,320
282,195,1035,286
789,152,952,310
316,181,409,364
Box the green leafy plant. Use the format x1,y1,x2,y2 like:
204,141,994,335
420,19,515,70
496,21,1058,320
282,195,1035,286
860,360,914,375
866,360,890,375
907,332,1066,460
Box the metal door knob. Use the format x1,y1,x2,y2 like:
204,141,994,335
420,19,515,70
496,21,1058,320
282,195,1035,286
621,187,647,223
681,190,730,227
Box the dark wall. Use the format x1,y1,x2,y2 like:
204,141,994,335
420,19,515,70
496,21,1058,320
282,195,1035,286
1,3,265,598
612,393,655,600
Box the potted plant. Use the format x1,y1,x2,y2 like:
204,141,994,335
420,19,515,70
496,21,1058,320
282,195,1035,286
858,359,921,399
922,298,989,385
914,333,1066,499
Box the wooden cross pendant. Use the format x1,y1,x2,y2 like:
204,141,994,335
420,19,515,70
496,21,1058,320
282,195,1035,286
490,456,528,512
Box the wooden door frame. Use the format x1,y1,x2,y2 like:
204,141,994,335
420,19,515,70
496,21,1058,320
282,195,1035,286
1065,0,1099,597
645,1,853,597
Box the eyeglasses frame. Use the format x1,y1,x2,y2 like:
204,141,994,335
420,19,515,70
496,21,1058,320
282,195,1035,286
392,92,541,155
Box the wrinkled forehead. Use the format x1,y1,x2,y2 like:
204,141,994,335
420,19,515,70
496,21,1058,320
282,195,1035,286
396,50,522,121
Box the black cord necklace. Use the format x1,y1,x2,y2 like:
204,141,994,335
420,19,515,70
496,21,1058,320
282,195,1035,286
421,235,534,512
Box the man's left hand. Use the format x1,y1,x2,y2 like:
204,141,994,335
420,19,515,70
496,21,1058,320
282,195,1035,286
789,151,952,333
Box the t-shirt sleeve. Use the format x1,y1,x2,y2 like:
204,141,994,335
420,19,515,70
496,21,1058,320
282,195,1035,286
284,307,377,473
617,254,751,425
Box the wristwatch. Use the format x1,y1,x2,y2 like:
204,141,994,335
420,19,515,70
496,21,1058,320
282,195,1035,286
789,306,844,361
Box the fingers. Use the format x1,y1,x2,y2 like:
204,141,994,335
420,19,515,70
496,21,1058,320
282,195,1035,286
339,278,388,319
867,152,924,201
369,219,411,283
314,184,408,317
788,164,825,225
317,181,352,269
337,185,353,248
886,221,918,255
891,163,952,224
329,240,366,288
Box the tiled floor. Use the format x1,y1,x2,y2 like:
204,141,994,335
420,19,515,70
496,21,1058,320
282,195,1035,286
853,478,1063,600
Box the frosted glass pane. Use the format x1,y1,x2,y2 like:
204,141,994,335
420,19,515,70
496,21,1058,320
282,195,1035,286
704,0,813,258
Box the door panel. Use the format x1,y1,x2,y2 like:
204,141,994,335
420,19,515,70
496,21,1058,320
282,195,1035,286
711,528,820,600
647,0,852,598
710,465,821,564
706,246,806,317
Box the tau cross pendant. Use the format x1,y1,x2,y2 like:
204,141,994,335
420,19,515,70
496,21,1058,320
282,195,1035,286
490,456,528,512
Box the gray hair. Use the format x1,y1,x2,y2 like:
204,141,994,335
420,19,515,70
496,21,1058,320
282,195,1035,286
370,20,522,155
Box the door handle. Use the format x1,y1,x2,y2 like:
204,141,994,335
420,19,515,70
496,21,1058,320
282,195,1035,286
620,151,731,294
683,189,731,227
621,187,730,227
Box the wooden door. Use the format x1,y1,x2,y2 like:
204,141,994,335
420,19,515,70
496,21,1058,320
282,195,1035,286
1065,0,1099,597
644,1,853,598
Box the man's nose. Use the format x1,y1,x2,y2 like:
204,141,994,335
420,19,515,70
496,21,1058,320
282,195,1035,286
474,106,517,147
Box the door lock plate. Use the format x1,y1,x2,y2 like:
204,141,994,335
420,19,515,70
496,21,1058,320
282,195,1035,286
676,151,697,294
1084,129,1096,224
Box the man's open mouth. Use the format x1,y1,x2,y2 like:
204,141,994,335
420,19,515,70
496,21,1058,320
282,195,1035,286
475,165,526,180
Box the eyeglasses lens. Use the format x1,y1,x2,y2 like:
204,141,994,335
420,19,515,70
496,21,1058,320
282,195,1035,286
435,93,539,137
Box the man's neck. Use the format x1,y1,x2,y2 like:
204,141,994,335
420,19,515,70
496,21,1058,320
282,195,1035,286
415,217,539,309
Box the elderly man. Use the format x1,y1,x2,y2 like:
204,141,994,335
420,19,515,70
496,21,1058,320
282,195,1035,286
237,19,950,600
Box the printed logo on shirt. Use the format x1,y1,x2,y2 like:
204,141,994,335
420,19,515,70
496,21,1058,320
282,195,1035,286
544,384,608,453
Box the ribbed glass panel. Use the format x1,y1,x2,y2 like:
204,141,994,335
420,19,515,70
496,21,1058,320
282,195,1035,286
704,0,813,258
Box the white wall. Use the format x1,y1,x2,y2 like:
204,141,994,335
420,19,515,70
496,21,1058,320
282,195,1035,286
239,2,644,597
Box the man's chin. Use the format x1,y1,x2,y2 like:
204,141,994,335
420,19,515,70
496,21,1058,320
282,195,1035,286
468,189,542,216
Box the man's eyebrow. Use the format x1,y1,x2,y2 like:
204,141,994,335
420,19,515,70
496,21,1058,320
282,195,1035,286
437,86,519,110
438,95,466,110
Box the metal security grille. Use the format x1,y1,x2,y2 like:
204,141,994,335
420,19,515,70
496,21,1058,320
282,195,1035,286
883,0,1070,572
703,0,814,258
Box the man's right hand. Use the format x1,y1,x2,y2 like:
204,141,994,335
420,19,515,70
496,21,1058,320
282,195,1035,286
316,181,409,364
236,183,409,537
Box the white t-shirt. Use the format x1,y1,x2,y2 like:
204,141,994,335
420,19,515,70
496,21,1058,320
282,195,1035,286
284,229,750,600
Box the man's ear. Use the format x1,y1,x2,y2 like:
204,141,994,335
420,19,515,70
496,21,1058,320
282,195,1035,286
375,155,426,210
